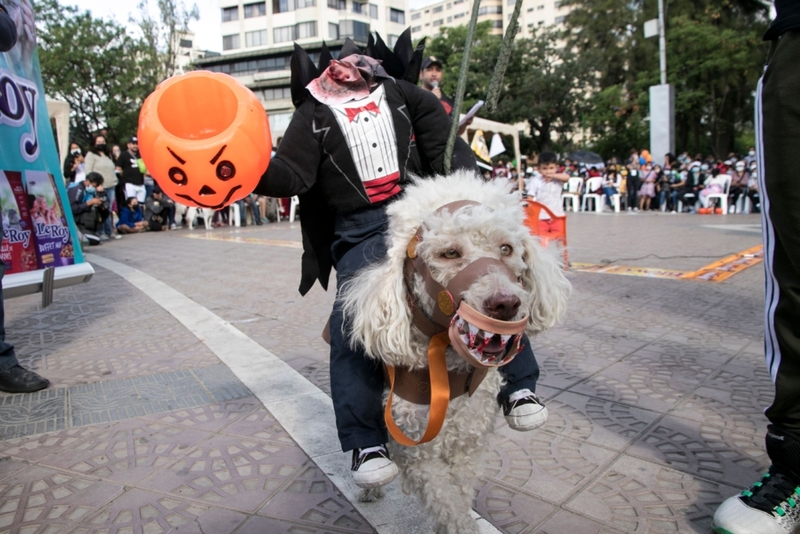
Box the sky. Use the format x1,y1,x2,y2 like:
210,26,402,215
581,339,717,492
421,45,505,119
68,0,224,52
68,0,438,52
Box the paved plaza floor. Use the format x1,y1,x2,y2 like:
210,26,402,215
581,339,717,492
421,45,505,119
0,209,774,533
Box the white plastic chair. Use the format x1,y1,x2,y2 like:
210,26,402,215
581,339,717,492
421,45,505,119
562,177,583,212
607,175,622,213
581,177,604,213
288,196,300,223
705,174,732,214
228,203,241,227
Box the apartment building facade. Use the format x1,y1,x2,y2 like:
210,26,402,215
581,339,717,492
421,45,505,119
409,0,570,41
194,0,409,137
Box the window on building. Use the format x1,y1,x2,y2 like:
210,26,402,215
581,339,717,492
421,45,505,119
453,0,464,4
274,25,294,42
273,0,291,12
296,0,315,7
257,87,292,101
537,4,544,9
221,6,239,21
493,20,502,28
507,0,514,4
352,1,363,13
446,2,451,7
339,19,370,41
433,18,443,26
555,15,565,23
245,29,267,46
411,24,422,31
454,12,464,18
389,8,405,23
388,34,399,46
537,20,544,25
432,5,442,12
527,7,533,11
179,38,192,48
411,12,421,20
477,5,501,14
244,2,266,17
222,34,240,50
329,22,339,38
555,0,564,7
369,3,378,18
327,0,345,7
447,15,451,21
269,112,294,134
296,21,317,38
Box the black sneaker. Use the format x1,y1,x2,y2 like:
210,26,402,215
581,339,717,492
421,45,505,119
0,365,50,393
713,466,800,534
501,389,548,431
351,445,398,488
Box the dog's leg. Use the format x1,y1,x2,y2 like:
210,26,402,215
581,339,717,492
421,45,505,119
357,487,384,503
396,451,481,534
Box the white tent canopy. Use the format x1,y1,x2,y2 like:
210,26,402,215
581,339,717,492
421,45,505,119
460,115,524,181
46,97,70,168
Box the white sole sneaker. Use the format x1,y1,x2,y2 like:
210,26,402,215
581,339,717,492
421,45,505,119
351,446,399,489
503,390,548,431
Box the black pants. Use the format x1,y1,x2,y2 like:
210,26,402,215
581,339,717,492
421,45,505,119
626,175,640,208
328,205,541,451
757,30,800,477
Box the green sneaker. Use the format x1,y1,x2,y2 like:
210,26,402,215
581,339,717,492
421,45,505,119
712,467,800,534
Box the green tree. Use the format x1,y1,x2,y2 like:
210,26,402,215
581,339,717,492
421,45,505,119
34,0,152,145
134,0,199,87
491,29,593,152
562,0,769,157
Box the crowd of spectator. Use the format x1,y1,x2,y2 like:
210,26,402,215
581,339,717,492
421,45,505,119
515,148,760,215
63,133,289,245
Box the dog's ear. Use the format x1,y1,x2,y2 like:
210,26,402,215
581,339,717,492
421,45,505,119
340,256,414,367
520,234,571,334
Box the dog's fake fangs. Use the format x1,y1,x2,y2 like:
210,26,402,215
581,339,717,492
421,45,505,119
453,315,520,364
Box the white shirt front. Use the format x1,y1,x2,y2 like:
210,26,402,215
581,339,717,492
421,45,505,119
329,85,400,204
526,175,565,219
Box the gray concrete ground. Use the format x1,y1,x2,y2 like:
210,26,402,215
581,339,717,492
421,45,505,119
0,209,772,533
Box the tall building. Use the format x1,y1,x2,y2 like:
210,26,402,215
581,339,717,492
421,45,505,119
173,31,218,75
409,0,570,41
194,0,410,138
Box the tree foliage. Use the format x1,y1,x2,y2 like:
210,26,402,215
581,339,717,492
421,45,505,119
561,0,770,158
34,0,197,147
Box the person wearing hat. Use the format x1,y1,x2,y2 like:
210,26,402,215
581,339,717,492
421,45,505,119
115,136,146,205
419,56,472,135
144,185,175,231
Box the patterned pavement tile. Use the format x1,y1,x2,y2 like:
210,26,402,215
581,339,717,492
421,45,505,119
139,434,308,512
141,397,261,432
700,362,775,415
0,456,32,483
532,509,626,534
0,465,123,533
569,349,721,413
236,515,368,534
0,425,109,464
259,463,374,532
298,361,332,397
221,406,296,445
472,479,555,534
627,414,768,488
543,391,660,452
483,431,618,505
72,488,247,534
40,419,210,484
565,455,739,533
0,388,66,440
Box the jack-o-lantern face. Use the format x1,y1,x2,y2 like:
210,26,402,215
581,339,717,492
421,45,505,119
138,72,271,209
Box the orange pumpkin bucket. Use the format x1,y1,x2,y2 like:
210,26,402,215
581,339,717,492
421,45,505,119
138,71,271,209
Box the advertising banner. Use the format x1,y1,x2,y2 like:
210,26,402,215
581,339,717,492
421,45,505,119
0,0,91,297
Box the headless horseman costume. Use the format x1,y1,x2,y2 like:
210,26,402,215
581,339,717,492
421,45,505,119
255,32,542,453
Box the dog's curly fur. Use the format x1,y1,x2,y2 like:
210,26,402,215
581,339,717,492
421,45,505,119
342,171,571,533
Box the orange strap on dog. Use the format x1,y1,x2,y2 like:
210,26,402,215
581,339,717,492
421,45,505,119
384,332,451,446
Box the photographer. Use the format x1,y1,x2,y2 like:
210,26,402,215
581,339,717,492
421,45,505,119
67,172,109,245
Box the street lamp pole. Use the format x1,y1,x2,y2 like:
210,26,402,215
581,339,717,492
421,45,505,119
658,0,667,85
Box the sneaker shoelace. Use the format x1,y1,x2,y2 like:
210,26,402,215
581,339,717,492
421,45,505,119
740,467,800,519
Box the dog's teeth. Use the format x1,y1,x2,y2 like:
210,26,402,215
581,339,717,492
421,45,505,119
468,324,479,337
500,334,512,346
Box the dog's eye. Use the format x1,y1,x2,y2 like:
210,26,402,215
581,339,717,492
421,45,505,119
500,244,513,256
442,248,460,259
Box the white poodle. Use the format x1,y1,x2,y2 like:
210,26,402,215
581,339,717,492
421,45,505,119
342,170,571,533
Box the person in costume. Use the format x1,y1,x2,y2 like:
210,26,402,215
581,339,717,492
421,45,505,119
255,32,547,489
